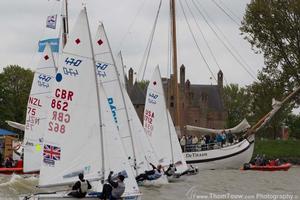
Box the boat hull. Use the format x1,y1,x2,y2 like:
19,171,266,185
243,163,292,171
184,138,255,170
20,193,141,200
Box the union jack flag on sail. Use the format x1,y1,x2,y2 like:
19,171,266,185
43,144,61,166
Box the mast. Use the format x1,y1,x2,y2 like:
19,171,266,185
170,0,180,127
101,24,139,176
84,7,105,180
62,0,69,47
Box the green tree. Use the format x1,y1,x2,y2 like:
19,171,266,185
241,0,300,89
223,84,252,128
0,65,34,134
248,72,293,139
286,114,300,139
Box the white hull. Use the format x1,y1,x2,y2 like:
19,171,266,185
20,192,141,200
184,137,255,170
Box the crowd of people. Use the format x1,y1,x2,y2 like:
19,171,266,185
179,130,242,152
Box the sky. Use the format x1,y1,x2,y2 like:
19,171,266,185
0,0,265,86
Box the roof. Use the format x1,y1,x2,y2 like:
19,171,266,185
0,129,17,136
128,82,146,105
189,84,224,112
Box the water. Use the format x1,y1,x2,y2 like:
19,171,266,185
1,167,299,200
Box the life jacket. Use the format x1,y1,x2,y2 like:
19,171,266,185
79,180,89,193
111,181,125,198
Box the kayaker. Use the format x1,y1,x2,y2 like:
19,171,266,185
68,173,92,198
136,163,162,182
99,171,126,200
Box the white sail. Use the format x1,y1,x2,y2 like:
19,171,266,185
167,110,188,173
144,66,187,172
93,23,158,175
23,43,56,173
186,118,251,135
39,9,103,187
115,51,126,88
96,84,140,197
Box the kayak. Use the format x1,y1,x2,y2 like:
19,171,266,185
242,163,292,171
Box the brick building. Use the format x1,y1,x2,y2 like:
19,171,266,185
127,65,227,134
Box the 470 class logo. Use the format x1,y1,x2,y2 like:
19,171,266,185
96,63,109,78
65,57,82,67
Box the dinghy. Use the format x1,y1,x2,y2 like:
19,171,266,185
143,66,189,181
21,8,141,200
93,23,167,185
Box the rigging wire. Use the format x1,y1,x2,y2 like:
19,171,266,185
117,0,149,50
218,0,243,24
184,0,228,85
211,0,241,26
137,0,163,81
193,0,258,81
178,0,217,83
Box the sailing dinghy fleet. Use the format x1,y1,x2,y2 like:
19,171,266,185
1,1,297,199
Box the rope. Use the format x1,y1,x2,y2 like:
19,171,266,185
184,0,229,85
178,0,217,82
211,0,241,26
137,0,163,81
192,0,258,81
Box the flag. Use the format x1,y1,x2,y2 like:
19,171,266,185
43,144,61,166
46,15,57,29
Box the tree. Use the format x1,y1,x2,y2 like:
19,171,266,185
223,84,252,128
0,65,34,134
248,71,293,139
286,114,300,139
241,0,300,90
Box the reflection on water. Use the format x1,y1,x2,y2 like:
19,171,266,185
1,167,299,200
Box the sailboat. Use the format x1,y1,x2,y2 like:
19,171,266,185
93,23,167,185
143,66,188,181
23,43,57,173
5,0,69,173
22,8,141,199
184,86,300,170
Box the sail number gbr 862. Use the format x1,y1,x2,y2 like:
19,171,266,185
48,88,73,134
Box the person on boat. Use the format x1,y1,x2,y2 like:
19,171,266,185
4,156,14,168
180,135,186,152
68,173,92,198
164,163,177,177
181,165,198,176
135,163,162,182
99,171,126,200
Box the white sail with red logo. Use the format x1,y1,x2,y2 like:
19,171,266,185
144,66,187,173
38,9,141,200
93,23,158,175
39,8,103,187
23,43,56,173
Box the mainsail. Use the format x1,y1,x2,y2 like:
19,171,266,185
93,23,158,175
39,9,103,187
144,66,187,173
23,43,56,173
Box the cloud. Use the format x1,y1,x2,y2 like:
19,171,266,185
0,0,264,86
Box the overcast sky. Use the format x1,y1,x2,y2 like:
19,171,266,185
0,0,265,86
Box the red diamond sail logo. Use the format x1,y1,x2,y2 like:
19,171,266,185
75,38,81,45
44,55,49,60
97,39,103,46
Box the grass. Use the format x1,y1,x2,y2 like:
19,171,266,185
253,139,300,159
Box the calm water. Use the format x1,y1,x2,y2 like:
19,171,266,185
0,167,299,200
